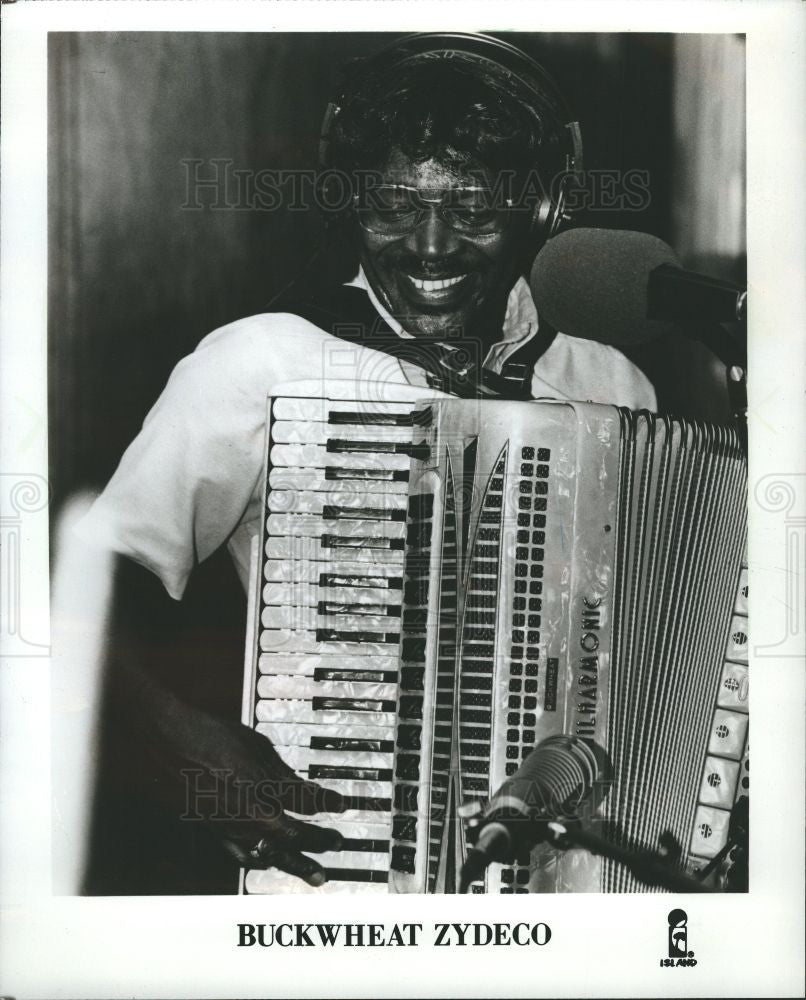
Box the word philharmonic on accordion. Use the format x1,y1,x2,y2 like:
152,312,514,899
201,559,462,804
240,396,748,894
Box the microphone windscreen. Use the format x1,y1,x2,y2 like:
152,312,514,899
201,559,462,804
530,227,682,346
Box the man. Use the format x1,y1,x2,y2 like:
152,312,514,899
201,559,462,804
80,33,655,892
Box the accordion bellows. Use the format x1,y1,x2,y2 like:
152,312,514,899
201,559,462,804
241,396,748,893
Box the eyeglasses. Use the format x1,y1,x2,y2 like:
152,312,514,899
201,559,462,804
353,184,514,236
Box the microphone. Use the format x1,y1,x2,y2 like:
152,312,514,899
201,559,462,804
458,735,612,890
530,227,747,347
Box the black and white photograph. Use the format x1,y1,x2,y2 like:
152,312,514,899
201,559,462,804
1,1,803,997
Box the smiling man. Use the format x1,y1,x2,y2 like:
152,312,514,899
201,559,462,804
80,33,655,893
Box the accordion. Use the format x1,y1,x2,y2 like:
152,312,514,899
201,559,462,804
240,395,748,893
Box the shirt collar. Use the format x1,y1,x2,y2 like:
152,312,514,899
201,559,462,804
348,267,540,372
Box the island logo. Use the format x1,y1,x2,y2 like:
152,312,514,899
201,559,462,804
659,908,697,967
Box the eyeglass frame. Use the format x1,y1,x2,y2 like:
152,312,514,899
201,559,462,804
351,183,517,236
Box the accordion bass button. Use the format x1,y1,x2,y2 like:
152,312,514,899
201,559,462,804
716,662,749,713
707,709,749,759
689,805,730,859
698,756,741,808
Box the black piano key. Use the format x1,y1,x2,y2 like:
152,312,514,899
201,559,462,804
325,868,389,884
313,668,398,683
309,765,393,782
311,696,397,713
315,628,400,644
394,755,421,780
343,795,391,812
325,466,409,483
310,736,395,753
327,410,414,426
396,725,421,751
319,572,402,590
339,838,391,852
317,600,401,617
400,667,425,690
390,846,417,874
392,816,418,843
394,785,419,812
322,504,407,522
321,534,405,551
327,438,413,455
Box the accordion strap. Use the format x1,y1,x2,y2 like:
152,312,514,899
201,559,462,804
277,283,557,400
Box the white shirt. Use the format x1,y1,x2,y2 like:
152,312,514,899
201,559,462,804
79,279,656,599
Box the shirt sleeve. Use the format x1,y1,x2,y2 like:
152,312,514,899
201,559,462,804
532,334,658,411
75,313,323,599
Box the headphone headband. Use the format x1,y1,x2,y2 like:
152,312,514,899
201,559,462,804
319,32,584,240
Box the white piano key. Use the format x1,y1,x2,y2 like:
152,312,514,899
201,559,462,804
244,869,388,894
272,420,415,445
254,700,396,728
270,443,409,472
267,490,406,516
259,629,398,656
266,513,405,539
265,536,405,564
268,468,409,495
304,811,392,833
309,850,390,871
263,558,403,584
262,582,402,608
315,777,393,800
274,746,393,773
261,605,400,632
257,654,399,676
257,675,398,702
255,721,395,746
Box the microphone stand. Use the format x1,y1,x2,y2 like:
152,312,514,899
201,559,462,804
673,318,748,458
544,820,716,894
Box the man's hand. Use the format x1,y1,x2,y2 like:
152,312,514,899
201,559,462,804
116,655,347,887
157,709,347,887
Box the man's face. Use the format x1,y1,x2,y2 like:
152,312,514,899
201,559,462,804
357,150,529,348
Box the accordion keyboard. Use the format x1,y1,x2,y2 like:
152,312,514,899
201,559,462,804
242,396,417,893
241,396,748,894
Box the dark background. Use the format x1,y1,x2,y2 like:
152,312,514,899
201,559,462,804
47,32,747,893
48,31,747,518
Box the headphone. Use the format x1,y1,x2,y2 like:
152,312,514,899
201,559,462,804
318,32,584,243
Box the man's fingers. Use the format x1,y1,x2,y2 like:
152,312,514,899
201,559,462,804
260,848,329,887
281,816,344,854
279,777,347,816
220,838,328,886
